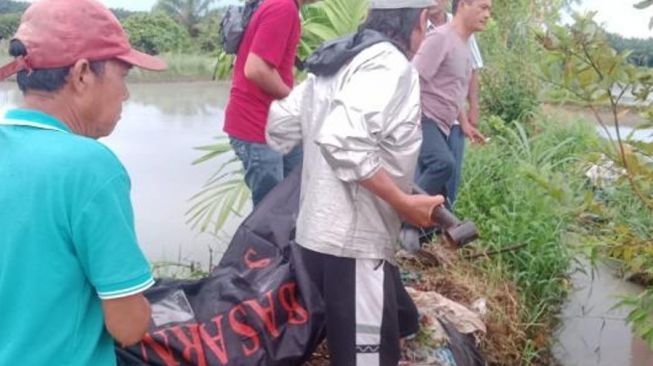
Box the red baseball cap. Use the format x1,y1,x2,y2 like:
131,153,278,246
0,0,167,80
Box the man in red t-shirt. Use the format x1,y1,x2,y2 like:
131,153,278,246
224,0,317,206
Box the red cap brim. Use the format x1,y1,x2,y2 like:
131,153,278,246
116,49,167,71
0,60,22,80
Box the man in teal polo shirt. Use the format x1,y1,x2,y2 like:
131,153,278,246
0,0,167,365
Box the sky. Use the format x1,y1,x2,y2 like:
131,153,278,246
570,0,652,39
23,0,653,39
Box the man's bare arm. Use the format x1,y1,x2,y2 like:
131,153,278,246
102,293,151,346
244,53,291,99
360,169,444,228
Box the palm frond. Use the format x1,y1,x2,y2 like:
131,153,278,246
186,137,250,234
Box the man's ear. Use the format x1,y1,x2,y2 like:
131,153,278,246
68,59,93,93
419,8,429,33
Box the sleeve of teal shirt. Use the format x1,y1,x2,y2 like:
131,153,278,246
72,173,154,300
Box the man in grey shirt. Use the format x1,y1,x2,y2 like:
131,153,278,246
429,0,485,205
413,0,491,203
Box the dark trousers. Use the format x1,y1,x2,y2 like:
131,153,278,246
446,125,465,207
230,137,302,206
293,245,419,366
415,116,456,205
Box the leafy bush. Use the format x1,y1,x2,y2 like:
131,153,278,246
194,10,221,53
154,0,215,37
0,13,20,40
480,53,540,123
123,12,192,55
0,1,28,14
477,7,542,124
475,0,576,123
110,7,138,21
607,32,653,68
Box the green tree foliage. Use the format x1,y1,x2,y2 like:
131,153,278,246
538,12,653,192
0,12,19,40
0,1,28,14
194,9,221,53
607,32,653,68
110,8,139,21
539,12,653,349
123,12,192,55
154,0,215,37
477,0,576,123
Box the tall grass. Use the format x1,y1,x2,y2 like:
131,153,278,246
456,115,601,362
128,52,217,82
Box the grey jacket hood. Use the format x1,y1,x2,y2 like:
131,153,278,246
305,29,405,77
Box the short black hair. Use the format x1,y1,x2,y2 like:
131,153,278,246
9,40,106,93
360,8,423,55
452,0,460,14
453,0,477,14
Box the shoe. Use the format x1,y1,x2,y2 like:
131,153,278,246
399,225,421,253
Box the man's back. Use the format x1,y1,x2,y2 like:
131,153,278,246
0,110,153,365
224,0,301,143
267,41,423,263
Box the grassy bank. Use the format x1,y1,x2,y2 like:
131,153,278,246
449,114,602,364
128,53,219,82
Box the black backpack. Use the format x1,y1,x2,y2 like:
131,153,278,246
219,0,264,54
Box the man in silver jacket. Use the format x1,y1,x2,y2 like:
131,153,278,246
266,0,443,364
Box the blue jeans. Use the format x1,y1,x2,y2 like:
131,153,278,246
446,125,465,207
230,137,303,206
415,117,455,205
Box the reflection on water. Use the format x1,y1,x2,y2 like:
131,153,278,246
555,129,653,365
555,261,653,366
127,81,231,116
597,126,653,143
0,81,241,269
